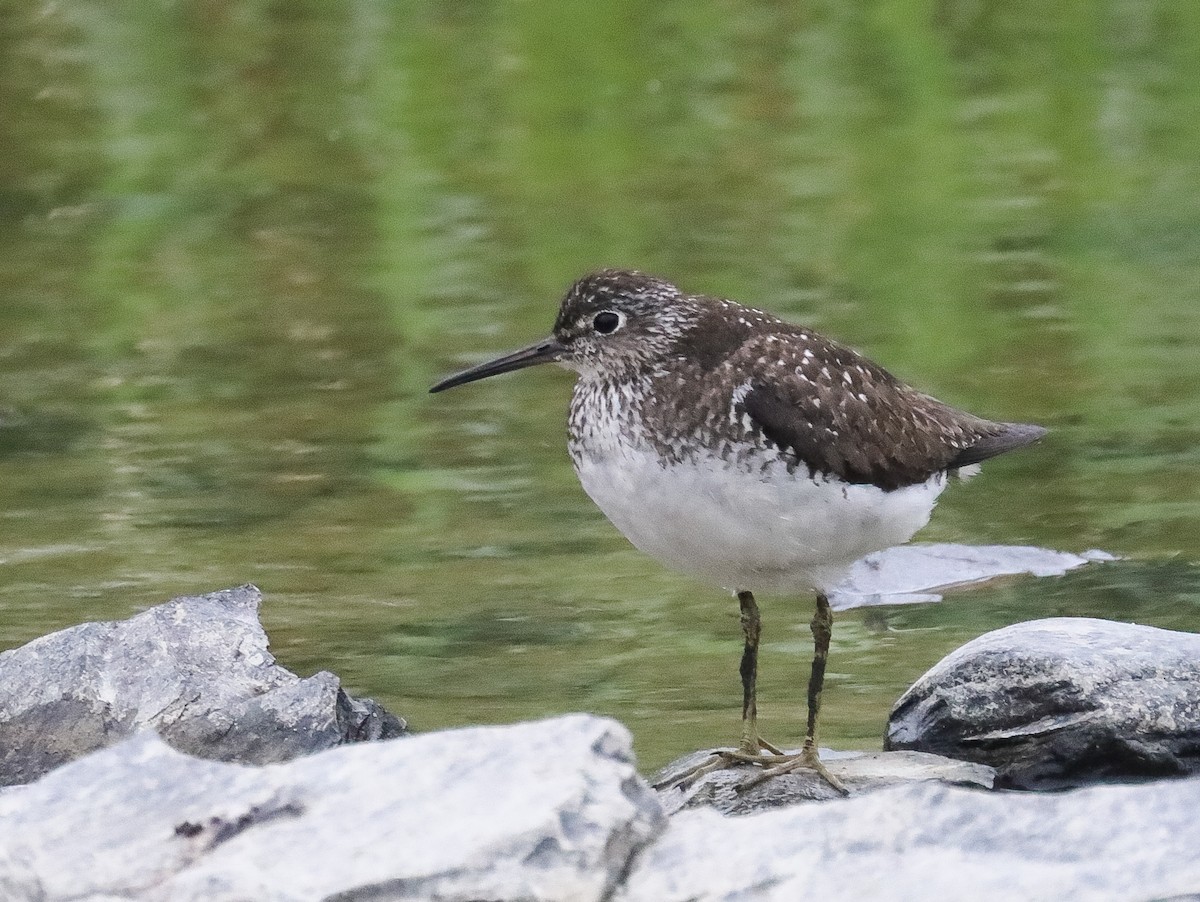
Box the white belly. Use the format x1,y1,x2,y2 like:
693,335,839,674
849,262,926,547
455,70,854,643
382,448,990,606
573,446,946,594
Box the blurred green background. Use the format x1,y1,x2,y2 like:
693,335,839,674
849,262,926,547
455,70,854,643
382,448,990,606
2,0,1199,771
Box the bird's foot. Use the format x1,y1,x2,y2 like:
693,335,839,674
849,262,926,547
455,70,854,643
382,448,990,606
650,736,785,791
735,743,849,796
653,742,849,796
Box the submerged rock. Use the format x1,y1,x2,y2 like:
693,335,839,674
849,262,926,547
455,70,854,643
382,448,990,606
886,617,1200,789
0,585,406,786
0,715,665,902
829,543,1114,609
653,746,994,816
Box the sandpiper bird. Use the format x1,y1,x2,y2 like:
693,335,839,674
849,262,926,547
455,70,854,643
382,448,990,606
430,269,1045,792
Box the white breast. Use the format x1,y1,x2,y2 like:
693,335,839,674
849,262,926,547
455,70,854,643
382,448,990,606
571,414,947,595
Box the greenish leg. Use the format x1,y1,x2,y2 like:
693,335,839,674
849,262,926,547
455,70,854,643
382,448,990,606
737,590,761,753
735,589,783,756
804,590,833,752
650,589,783,790
659,591,847,794
738,591,848,795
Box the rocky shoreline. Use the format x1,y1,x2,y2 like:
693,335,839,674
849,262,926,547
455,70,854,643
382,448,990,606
2,585,1198,900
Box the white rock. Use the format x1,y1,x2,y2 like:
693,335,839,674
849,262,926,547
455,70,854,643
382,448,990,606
619,776,1200,901
0,714,665,902
0,585,404,785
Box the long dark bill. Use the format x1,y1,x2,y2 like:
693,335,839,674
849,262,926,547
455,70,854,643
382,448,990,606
429,337,567,393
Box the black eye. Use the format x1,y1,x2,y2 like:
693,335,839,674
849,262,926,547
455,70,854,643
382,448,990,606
593,311,621,334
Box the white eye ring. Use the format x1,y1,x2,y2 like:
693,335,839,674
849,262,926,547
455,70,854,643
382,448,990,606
592,310,623,335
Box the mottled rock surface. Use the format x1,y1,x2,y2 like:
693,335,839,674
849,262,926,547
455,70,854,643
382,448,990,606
0,715,665,902
0,585,406,786
887,617,1200,789
618,776,1200,902
653,747,994,815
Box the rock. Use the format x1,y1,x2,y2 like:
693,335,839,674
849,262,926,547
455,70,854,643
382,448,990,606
886,617,1200,789
653,747,994,815
0,714,665,902
0,585,406,786
617,776,1200,901
829,543,1115,609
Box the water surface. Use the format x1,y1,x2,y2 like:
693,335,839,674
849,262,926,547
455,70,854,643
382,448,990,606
2,1,1199,770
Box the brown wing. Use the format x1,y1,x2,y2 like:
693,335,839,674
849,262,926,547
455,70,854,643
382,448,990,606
731,333,1045,491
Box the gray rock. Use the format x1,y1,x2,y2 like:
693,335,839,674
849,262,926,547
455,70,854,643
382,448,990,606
0,585,406,786
0,714,665,902
653,747,994,815
829,543,1114,609
886,617,1200,789
618,776,1200,902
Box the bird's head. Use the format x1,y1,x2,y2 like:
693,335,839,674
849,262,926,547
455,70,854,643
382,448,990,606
429,269,692,392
